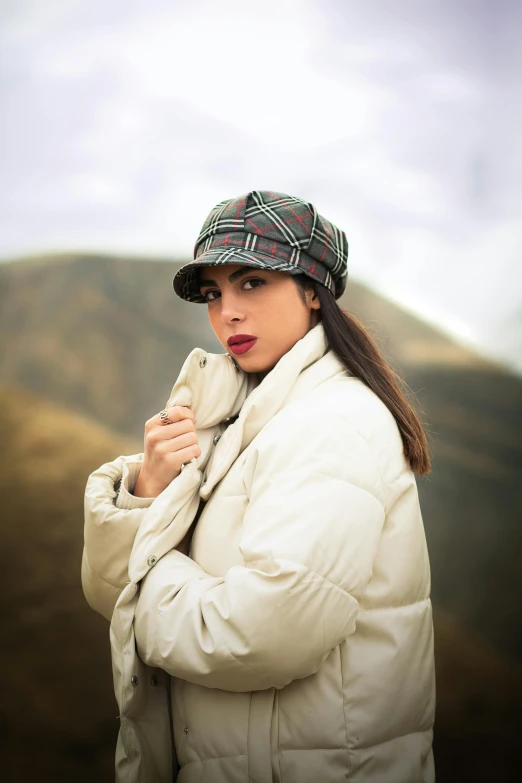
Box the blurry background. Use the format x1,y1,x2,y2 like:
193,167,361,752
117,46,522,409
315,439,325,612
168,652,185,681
1,1,521,782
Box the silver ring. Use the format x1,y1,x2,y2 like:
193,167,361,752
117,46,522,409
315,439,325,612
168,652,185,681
159,408,171,425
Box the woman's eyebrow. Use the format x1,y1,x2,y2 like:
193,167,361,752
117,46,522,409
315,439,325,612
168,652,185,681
199,266,257,288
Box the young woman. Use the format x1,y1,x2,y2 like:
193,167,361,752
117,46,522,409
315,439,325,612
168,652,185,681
82,190,435,783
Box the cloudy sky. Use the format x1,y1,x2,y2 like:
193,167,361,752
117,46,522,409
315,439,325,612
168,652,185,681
1,0,521,372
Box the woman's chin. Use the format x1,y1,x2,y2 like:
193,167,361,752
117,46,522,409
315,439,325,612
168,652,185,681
234,355,274,378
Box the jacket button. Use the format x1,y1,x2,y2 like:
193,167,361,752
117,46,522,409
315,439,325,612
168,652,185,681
199,357,207,368
213,434,221,445
184,727,189,734
147,555,158,567
131,676,138,687
150,675,158,686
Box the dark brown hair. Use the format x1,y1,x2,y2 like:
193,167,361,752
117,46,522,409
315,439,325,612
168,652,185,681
293,274,432,475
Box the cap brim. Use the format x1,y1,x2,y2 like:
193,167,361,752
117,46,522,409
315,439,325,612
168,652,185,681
172,248,301,303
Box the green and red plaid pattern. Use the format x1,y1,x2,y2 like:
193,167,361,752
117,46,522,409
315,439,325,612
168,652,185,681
172,190,349,303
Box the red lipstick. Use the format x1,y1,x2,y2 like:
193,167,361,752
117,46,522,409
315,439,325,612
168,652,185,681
227,334,257,355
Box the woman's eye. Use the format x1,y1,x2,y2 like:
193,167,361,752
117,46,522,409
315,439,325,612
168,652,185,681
243,278,265,291
202,278,265,302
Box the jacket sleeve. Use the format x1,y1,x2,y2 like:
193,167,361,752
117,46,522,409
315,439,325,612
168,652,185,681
134,411,387,691
82,453,155,622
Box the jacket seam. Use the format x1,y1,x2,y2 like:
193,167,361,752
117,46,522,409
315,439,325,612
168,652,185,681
355,727,432,752
278,746,356,753
276,689,282,782
301,564,359,604
245,556,361,606
358,597,431,612
338,645,353,777
113,603,132,782
311,470,385,513
181,753,248,768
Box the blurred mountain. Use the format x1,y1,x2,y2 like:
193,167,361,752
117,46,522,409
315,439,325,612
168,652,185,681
1,383,520,783
1,252,521,663
0,383,140,783
0,252,219,439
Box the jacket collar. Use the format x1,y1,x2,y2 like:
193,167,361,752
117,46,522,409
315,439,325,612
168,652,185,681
165,321,348,499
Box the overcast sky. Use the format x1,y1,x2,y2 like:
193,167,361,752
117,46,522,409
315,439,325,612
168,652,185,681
1,0,521,372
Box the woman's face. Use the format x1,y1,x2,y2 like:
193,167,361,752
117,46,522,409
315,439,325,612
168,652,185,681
197,263,321,377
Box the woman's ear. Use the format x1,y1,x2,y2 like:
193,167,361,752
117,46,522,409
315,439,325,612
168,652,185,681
306,288,321,328
305,285,321,310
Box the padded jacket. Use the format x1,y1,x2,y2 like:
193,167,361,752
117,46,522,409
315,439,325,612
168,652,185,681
82,321,436,783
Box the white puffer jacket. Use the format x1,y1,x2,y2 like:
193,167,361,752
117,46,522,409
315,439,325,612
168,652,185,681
82,321,436,783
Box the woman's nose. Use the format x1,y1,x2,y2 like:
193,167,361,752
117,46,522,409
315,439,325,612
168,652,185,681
219,293,245,322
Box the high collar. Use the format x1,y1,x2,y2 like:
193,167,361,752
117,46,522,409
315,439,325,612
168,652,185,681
165,321,348,499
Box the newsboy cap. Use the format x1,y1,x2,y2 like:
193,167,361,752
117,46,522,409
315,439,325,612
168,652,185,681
172,190,349,303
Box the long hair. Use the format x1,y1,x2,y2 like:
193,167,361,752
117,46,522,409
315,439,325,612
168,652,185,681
293,274,432,476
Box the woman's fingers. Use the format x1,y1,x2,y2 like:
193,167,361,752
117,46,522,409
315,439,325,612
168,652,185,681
147,419,196,445
155,430,199,455
137,405,201,498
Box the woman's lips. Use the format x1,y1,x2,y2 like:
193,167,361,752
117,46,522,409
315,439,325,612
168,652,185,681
229,338,257,355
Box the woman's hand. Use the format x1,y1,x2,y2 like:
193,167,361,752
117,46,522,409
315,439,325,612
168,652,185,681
133,406,201,498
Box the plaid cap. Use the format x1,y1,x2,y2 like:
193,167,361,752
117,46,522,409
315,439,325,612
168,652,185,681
172,190,349,303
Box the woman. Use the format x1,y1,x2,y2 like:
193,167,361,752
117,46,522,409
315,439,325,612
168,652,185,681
82,190,436,783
